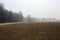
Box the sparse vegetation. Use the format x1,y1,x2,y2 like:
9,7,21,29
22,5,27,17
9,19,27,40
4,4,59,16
0,22,60,40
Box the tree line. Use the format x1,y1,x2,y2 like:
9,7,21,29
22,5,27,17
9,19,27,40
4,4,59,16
0,3,59,23
0,3,23,23
0,3,39,23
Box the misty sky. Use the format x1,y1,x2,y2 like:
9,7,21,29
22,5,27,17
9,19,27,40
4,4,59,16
0,0,60,19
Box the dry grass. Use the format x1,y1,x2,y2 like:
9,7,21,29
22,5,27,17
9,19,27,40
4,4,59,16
0,22,60,40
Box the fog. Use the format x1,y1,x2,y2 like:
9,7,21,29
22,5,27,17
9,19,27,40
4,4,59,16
0,0,60,19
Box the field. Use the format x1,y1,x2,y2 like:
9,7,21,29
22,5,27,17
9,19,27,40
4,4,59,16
0,22,60,40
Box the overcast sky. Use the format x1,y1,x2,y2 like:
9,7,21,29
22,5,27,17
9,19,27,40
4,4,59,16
0,0,60,19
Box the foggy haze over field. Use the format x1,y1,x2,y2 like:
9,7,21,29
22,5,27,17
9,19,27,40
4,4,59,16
0,0,60,40
0,0,60,19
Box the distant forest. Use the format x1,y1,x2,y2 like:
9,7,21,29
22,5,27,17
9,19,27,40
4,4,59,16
0,3,36,23
0,3,59,23
0,3,24,23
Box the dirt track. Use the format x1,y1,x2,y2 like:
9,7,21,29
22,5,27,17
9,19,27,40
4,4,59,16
0,22,60,40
